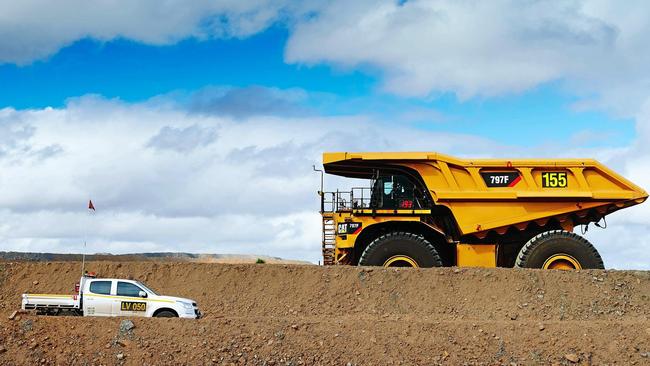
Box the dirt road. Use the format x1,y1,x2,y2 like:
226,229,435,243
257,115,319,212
1,261,649,365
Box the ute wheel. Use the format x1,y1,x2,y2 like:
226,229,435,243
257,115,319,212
515,230,604,270
155,310,178,318
359,232,443,268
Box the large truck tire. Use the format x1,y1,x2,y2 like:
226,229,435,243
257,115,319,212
515,230,604,270
359,232,443,268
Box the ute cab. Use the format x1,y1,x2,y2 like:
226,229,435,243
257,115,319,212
317,152,647,269
22,273,201,319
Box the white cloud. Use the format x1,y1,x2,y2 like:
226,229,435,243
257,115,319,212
0,94,647,267
0,95,505,263
187,86,311,118
285,2,650,269
147,125,218,153
285,0,650,116
2,1,650,268
0,0,314,64
5,0,650,118
1,93,648,267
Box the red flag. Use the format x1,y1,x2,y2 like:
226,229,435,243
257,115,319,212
88,200,95,211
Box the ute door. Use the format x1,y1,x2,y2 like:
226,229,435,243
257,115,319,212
83,280,114,316
113,281,149,317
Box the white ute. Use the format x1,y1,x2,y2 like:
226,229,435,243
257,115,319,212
22,273,201,319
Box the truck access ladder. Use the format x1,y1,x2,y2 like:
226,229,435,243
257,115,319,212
322,213,336,265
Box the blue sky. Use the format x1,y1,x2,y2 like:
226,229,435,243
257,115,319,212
1,0,649,268
2,28,373,107
2,26,634,148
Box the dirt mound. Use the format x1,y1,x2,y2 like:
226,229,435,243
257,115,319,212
1,262,649,365
0,252,310,265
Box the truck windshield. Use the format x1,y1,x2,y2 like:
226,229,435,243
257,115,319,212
137,282,160,296
371,174,424,209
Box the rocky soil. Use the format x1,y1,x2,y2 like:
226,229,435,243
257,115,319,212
1,261,649,365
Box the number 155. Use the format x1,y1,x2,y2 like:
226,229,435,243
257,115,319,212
542,172,567,188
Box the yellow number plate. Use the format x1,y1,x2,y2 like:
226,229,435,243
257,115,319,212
541,172,568,188
121,301,147,312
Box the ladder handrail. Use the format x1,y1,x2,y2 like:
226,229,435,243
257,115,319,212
321,215,336,265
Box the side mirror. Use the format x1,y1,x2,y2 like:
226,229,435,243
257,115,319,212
138,290,148,298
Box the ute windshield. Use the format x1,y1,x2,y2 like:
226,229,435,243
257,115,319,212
137,281,160,296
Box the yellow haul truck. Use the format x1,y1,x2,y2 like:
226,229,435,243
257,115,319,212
317,152,647,269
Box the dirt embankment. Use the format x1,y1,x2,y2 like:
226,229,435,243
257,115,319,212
1,261,649,365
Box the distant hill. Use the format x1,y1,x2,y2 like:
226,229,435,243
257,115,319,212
0,251,313,265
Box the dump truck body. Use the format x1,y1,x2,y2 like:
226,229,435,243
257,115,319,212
319,152,647,269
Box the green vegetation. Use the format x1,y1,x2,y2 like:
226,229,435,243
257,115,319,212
256,258,266,264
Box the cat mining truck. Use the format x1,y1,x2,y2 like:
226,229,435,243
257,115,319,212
316,152,647,269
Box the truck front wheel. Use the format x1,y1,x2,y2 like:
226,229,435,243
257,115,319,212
154,310,178,318
515,230,604,270
359,232,443,268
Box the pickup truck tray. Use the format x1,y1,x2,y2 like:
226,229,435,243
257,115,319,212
22,294,79,310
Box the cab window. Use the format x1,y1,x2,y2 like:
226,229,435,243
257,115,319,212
89,281,111,295
117,282,144,297
372,174,423,209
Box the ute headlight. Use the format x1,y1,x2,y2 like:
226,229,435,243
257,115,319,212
177,301,193,310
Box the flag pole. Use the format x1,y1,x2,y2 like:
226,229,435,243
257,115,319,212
82,200,96,277
81,243,86,277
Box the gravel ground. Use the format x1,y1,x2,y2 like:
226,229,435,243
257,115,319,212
1,261,649,365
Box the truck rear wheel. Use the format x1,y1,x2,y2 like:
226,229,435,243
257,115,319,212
359,232,443,268
515,230,604,270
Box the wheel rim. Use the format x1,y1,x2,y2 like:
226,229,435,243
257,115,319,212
383,255,419,268
542,254,582,270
